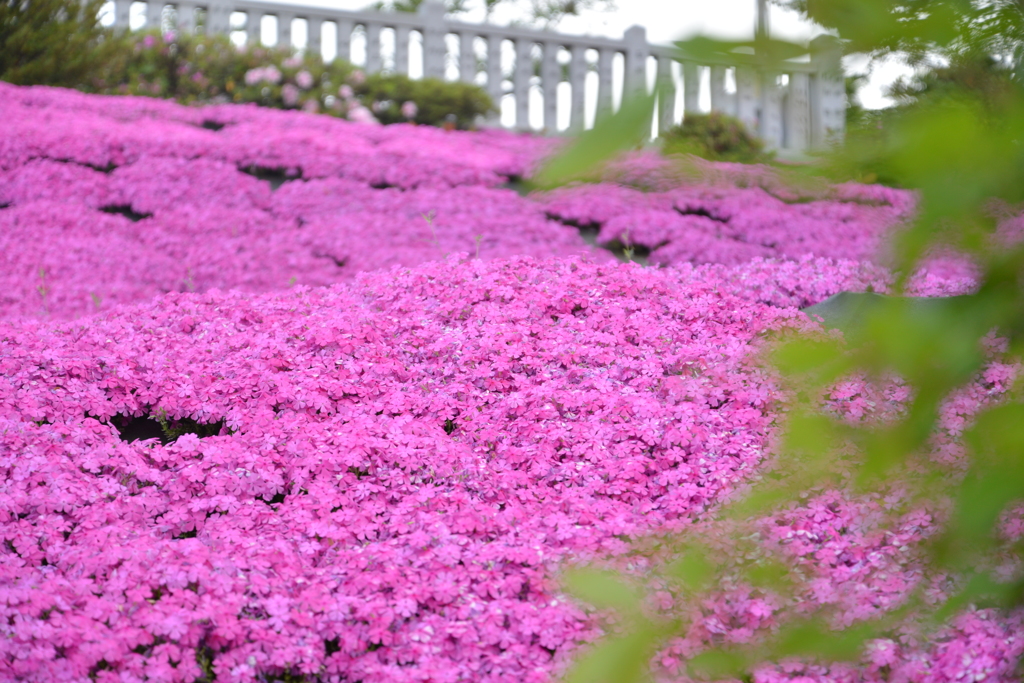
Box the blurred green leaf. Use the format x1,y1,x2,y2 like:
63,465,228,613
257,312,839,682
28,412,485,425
530,86,660,189
564,626,663,683
562,567,642,614
665,548,716,593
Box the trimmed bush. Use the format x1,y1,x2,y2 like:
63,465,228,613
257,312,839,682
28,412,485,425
660,111,773,164
355,72,496,129
92,30,358,115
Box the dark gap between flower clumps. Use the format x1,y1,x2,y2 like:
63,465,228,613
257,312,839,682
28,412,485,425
100,204,153,222
315,253,348,268
0,202,10,210
200,120,226,131
42,157,117,174
369,180,395,190
675,204,730,223
238,165,301,191
500,175,531,197
111,412,227,445
544,213,653,266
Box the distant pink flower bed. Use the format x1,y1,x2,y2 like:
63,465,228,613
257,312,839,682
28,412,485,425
0,84,1021,683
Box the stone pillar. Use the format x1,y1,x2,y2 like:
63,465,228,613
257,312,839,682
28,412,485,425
596,47,614,120
785,71,810,151
146,0,163,30
682,61,700,117
459,31,477,83
710,65,734,116
419,1,447,79
541,41,560,132
395,26,410,74
760,74,784,149
277,13,293,49
514,38,533,130
205,0,231,35
177,2,196,34
486,34,503,125
113,0,131,30
735,65,759,133
337,19,354,63
809,35,845,147
308,18,322,59
366,22,382,73
246,11,261,44
623,25,648,98
657,56,676,133
568,44,587,131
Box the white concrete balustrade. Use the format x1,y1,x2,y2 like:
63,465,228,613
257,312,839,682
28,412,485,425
110,0,846,150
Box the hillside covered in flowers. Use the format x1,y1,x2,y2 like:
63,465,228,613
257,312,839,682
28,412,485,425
0,83,1021,683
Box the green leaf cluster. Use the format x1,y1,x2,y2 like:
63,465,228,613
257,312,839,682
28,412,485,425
0,0,120,88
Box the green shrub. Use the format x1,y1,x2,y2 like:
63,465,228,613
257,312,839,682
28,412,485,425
90,30,358,114
660,111,773,164
88,29,494,128
0,0,119,88
355,72,496,129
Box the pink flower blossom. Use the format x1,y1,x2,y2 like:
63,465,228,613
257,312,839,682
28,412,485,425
295,70,314,90
281,83,300,107
401,100,418,119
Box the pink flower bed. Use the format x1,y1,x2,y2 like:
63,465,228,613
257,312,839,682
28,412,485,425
1,84,1021,682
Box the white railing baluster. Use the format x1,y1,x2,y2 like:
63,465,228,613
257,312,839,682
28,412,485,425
657,55,676,132
419,1,446,79
336,19,353,64
568,45,586,131
735,65,759,133
113,0,131,29
541,41,559,132
786,72,810,150
395,26,410,75
308,17,322,58
623,26,647,98
596,47,614,120
246,10,261,43
682,62,699,117
486,34,503,125
366,23,382,73
709,65,731,116
459,31,476,83
146,1,163,30
177,2,195,33
277,12,292,48
514,38,532,129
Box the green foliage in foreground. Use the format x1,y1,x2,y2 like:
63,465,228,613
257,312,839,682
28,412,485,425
0,0,119,88
535,0,1024,680
660,111,774,165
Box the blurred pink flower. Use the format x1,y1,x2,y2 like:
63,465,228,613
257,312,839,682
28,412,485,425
401,100,418,119
302,99,319,113
295,70,314,90
338,84,354,99
349,69,365,85
142,35,156,48
282,84,300,107
264,65,282,84
347,104,379,125
283,56,303,68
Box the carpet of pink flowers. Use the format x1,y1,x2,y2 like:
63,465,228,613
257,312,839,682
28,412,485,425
0,82,1021,683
